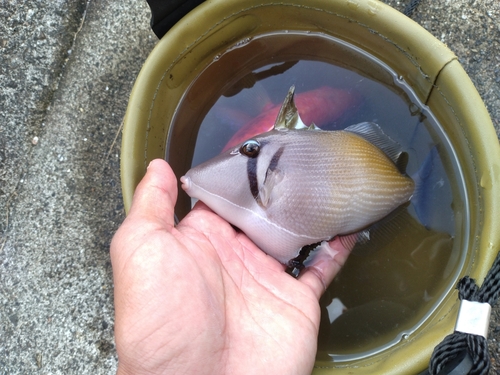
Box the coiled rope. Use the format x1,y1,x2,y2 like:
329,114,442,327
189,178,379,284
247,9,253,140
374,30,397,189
403,0,424,17
427,251,500,375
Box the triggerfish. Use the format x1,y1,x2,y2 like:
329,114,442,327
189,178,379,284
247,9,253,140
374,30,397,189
181,86,415,264
222,86,361,151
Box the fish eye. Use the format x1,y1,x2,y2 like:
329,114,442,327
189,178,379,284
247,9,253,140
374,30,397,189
240,140,260,158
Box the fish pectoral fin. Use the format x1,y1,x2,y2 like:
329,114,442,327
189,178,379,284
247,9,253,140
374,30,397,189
344,122,404,167
259,168,283,207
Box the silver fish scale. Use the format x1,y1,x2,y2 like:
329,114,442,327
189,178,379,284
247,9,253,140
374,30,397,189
259,129,415,240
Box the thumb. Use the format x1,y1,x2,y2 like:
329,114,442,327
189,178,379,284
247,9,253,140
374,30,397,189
127,159,178,230
298,235,354,300
110,159,178,269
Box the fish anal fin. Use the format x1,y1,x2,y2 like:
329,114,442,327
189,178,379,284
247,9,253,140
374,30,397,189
338,231,368,251
350,203,410,255
344,122,404,168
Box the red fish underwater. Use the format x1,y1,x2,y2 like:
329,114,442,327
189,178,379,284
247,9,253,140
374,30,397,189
222,86,362,151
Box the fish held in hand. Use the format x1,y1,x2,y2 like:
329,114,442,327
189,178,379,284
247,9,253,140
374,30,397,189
181,86,415,264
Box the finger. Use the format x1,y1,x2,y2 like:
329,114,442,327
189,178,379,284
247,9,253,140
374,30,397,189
127,158,178,229
298,235,355,300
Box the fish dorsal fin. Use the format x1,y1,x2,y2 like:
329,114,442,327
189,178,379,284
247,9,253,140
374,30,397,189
344,122,406,172
274,85,308,131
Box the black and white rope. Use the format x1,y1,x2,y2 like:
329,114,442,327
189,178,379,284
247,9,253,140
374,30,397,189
403,0,424,18
428,251,500,375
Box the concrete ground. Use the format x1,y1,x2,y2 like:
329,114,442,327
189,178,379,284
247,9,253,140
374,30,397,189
0,0,498,374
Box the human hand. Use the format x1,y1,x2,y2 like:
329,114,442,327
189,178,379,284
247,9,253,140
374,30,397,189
110,159,352,375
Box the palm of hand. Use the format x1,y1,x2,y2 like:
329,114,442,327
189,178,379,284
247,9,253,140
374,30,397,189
111,160,351,375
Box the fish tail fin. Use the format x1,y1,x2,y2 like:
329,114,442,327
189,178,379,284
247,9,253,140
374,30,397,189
411,145,441,229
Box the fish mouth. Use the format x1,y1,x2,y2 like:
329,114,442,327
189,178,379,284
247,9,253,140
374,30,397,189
180,176,191,193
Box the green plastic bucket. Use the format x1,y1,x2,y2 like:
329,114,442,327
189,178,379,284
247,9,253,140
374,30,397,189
121,0,500,373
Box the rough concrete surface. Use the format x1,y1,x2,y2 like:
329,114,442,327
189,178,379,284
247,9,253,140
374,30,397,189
0,0,498,374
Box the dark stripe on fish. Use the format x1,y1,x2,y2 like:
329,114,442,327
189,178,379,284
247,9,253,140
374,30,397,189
268,146,284,173
247,156,260,202
247,143,283,205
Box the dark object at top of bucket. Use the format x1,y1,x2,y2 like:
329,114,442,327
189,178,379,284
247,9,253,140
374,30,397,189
146,0,205,38
146,0,423,39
